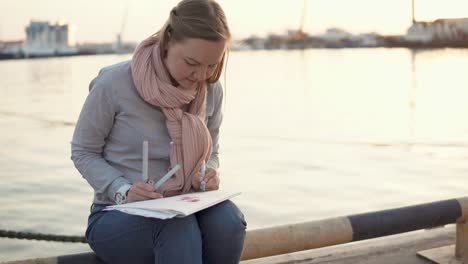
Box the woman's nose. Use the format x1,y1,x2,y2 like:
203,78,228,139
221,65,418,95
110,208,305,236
194,66,208,81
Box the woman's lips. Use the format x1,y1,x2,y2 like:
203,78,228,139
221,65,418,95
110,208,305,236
183,78,198,89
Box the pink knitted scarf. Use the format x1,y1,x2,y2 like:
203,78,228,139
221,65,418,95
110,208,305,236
131,36,213,197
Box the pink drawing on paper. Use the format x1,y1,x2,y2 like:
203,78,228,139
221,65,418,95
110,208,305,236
179,196,200,203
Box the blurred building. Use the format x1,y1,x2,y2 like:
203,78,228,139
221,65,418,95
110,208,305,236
0,40,24,59
405,18,468,44
318,28,382,48
320,28,353,42
23,20,77,57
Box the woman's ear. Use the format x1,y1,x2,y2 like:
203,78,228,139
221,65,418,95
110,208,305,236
163,30,172,57
164,41,171,58
166,28,172,41
166,31,173,49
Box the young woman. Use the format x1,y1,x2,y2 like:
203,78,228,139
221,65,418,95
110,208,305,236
71,1,246,263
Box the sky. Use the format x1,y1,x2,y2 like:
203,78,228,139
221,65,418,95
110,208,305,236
1,0,468,43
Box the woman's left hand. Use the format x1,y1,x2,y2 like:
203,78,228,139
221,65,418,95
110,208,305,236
192,166,220,191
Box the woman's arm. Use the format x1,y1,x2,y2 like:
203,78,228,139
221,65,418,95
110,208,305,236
206,81,224,169
71,72,131,202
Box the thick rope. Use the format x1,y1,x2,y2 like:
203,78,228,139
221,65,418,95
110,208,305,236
0,230,86,243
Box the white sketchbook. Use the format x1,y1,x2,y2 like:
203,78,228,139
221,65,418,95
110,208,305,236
105,190,241,219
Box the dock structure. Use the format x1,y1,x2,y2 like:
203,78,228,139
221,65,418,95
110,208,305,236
242,197,468,263
2,197,468,264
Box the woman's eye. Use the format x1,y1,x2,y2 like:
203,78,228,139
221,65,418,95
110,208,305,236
208,64,217,68
185,60,197,66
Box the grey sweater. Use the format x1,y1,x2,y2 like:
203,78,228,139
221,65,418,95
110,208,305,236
71,61,223,204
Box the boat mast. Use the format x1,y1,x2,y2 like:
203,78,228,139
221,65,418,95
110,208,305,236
298,0,307,38
116,4,129,50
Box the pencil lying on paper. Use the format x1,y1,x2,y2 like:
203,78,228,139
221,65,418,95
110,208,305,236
142,141,149,181
154,164,181,189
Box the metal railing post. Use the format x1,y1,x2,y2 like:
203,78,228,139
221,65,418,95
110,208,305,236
455,197,468,261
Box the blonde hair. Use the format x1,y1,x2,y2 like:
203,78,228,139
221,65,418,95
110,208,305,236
155,0,230,83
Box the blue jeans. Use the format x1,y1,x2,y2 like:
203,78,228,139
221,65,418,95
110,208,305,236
86,200,247,264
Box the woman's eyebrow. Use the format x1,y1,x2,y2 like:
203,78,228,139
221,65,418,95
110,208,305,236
187,56,219,66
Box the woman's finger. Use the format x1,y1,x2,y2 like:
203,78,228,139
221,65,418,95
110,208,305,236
205,167,217,177
192,172,202,189
130,185,162,199
205,175,220,191
202,168,217,181
136,188,162,199
135,181,156,192
127,192,148,203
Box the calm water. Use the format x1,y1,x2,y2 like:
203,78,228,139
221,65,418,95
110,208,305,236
1,48,467,261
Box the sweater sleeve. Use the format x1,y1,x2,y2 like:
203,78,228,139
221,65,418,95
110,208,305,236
207,82,224,169
71,72,131,202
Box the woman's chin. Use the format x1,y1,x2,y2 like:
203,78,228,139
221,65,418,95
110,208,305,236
179,85,194,90
180,81,199,90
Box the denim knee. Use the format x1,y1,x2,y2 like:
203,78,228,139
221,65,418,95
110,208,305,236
196,200,246,264
197,200,247,239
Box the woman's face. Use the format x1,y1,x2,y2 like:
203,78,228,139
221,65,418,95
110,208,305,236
164,38,226,90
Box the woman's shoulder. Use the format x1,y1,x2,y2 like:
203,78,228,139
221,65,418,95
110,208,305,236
208,81,223,101
89,60,133,92
206,81,223,115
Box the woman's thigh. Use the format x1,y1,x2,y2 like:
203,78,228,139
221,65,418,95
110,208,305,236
87,209,203,264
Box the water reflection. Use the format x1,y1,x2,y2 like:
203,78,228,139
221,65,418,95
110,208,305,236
0,49,467,261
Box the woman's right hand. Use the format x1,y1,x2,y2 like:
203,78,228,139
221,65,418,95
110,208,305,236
127,181,163,203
